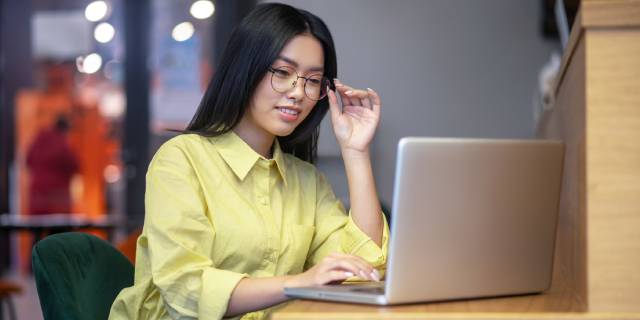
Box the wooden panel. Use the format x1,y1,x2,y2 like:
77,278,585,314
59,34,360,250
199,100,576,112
581,0,640,28
586,29,640,312
539,37,588,312
550,9,584,100
551,0,640,103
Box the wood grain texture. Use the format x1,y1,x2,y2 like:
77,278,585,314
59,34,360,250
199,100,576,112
582,0,640,28
550,0,640,99
539,36,588,312
585,29,640,312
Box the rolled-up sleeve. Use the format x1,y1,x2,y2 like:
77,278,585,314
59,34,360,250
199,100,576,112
305,171,389,272
145,144,247,319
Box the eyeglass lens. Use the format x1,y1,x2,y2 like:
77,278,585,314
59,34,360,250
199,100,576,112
270,66,329,100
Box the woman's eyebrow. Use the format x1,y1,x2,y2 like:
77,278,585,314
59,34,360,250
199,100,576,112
277,56,324,72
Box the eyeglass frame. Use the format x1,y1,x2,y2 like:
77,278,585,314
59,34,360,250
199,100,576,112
267,66,330,101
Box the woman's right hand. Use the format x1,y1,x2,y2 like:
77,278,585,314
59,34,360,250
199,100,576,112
284,252,381,288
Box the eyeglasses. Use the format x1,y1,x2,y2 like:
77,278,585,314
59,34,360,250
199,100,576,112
268,66,330,101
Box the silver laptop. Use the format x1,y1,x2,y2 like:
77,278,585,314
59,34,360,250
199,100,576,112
284,137,564,305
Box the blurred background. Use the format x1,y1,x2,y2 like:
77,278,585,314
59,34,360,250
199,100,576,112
0,0,576,318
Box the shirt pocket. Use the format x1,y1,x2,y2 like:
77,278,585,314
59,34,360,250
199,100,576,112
286,224,315,273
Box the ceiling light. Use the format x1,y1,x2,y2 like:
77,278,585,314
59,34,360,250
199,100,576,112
94,22,115,43
85,1,108,22
172,22,194,42
190,0,215,19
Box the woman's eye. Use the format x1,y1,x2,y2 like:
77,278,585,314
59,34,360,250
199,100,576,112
274,69,291,77
307,78,321,85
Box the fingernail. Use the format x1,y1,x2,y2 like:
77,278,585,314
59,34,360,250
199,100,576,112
367,87,374,92
345,90,353,95
344,271,355,277
359,270,368,279
371,270,380,281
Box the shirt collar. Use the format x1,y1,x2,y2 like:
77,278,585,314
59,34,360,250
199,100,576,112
214,131,288,184
272,139,288,185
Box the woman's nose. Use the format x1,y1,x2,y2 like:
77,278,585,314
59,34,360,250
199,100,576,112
288,78,306,100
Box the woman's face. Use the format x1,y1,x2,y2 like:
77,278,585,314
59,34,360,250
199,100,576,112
243,33,325,139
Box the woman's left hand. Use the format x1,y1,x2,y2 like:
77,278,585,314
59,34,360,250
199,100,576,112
328,79,381,153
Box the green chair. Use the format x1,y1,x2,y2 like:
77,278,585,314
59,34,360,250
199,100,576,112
32,232,134,320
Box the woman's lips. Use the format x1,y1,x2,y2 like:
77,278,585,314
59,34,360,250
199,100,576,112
276,106,300,122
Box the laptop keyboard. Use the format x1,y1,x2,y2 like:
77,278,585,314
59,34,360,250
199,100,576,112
351,286,385,294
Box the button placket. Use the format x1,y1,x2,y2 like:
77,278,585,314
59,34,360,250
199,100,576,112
257,160,278,270
265,160,283,269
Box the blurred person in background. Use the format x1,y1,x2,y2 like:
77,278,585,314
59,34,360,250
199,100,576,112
26,114,79,215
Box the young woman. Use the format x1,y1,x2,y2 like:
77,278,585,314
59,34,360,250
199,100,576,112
109,3,388,320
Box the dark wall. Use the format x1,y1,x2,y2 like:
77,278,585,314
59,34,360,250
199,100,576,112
1,0,34,272
123,0,151,228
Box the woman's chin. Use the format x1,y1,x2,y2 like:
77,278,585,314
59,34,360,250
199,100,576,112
273,130,296,138
270,124,299,137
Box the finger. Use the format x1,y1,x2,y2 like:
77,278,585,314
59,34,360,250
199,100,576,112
334,79,355,106
336,81,371,109
323,270,353,285
367,87,381,116
344,89,371,109
333,254,379,280
343,87,368,98
361,91,372,110
327,259,374,280
328,256,377,281
334,82,353,106
327,88,341,122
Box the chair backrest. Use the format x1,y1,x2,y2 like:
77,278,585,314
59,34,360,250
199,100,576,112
32,232,134,320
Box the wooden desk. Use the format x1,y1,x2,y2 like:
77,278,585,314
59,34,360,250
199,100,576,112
273,274,588,319
274,0,640,319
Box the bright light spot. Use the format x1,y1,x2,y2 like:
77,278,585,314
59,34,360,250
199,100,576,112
190,0,215,19
104,164,121,183
172,22,194,42
94,22,115,43
85,1,108,22
100,89,125,118
79,53,103,74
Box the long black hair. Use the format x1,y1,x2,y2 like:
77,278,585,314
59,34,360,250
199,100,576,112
186,3,337,163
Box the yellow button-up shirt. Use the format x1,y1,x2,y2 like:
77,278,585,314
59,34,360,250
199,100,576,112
109,132,389,320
